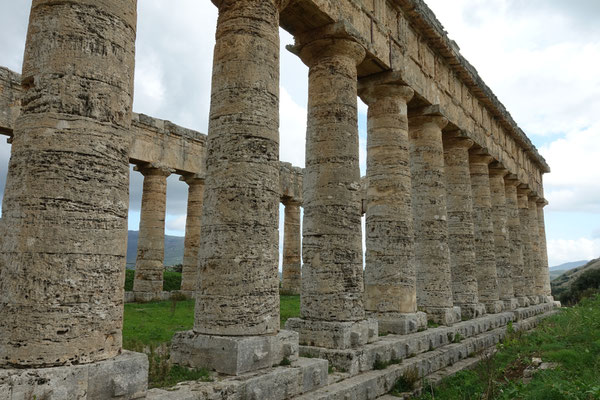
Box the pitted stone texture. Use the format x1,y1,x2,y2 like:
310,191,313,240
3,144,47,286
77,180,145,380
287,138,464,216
0,351,148,399
0,0,137,367
133,164,171,298
281,201,301,295
368,311,427,335
285,318,378,350
408,114,455,324
146,357,328,400
529,196,544,299
536,202,552,296
442,134,483,319
360,78,418,320
517,188,537,300
298,37,366,322
505,179,529,307
180,175,205,293
469,153,502,313
489,167,515,304
194,0,281,336
171,330,299,376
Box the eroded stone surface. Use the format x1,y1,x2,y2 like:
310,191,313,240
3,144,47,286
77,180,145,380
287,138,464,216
0,0,137,367
180,174,205,293
517,187,538,304
536,201,552,297
282,201,302,295
505,178,529,307
442,134,483,319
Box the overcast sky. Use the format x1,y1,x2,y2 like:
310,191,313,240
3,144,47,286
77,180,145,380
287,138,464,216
0,0,598,267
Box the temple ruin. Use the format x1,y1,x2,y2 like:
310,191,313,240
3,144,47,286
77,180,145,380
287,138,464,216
0,0,557,398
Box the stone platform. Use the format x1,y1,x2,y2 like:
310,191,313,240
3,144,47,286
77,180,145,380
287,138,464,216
0,351,148,400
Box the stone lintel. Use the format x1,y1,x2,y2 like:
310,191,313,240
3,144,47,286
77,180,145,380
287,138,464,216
170,330,299,376
285,318,378,350
0,351,148,400
367,312,428,335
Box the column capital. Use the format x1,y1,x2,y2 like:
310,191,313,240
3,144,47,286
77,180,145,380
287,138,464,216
489,163,509,177
469,152,494,165
504,174,520,186
134,162,173,177
442,130,474,149
357,71,414,105
180,173,206,185
528,193,540,202
408,104,448,130
282,198,302,207
517,185,531,196
212,0,289,12
536,198,549,206
297,37,365,68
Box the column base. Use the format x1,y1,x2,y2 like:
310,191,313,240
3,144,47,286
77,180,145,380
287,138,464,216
285,318,378,349
456,303,487,320
502,298,520,311
528,295,541,305
422,306,461,326
0,351,148,400
367,311,427,335
516,296,531,308
483,300,504,314
170,330,299,376
132,291,167,302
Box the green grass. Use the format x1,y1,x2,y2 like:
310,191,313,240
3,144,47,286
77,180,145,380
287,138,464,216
123,299,195,349
280,294,301,327
414,295,600,400
124,269,182,292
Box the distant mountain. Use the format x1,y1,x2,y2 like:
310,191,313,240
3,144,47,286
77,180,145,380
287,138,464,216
552,258,600,293
550,260,589,272
126,230,184,267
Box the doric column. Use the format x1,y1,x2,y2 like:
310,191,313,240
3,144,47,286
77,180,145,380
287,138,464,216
0,0,147,394
359,73,426,334
442,132,485,319
489,165,519,310
505,177,529,307
179,174,205,295
536,199,552,301
469,152,503,314
409,109,460,325
528,194,545,302
285,35,378,349
170,0,298,376
517,186,539,304
133,164,171,301
281,200,301,295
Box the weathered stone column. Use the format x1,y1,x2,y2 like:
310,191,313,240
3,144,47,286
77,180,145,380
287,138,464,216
0,0,147,395
442,132,485,319
489,165,519,310
505,177,529,307
170,0,298,376
528,194,545,302
358,73,426,334
517,186,539,304
536,199,552,301
179,174,205,295
469,152,504,314
133,164,171,301
285,35,378,349
409,109,460,325
281,200,301,295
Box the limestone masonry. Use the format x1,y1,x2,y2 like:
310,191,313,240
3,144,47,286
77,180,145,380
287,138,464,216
0,0,556,399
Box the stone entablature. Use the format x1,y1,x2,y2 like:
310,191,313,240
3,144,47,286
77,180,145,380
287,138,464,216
280,0,547,198
0,66,303,203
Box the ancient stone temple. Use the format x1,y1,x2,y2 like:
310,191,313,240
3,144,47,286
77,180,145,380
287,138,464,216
0,0,557,399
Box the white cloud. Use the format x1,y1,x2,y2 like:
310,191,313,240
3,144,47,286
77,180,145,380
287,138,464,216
279,87,307,167
547,238,600,266
165,214,186,236
541,122,600,213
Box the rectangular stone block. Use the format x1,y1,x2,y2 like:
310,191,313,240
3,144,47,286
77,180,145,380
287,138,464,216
0,351,148,400
285,318,378,350
368,311,427,335
170,330,299,376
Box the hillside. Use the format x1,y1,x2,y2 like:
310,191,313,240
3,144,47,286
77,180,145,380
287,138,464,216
549,259,588,271
551,257,600,293
126,230,184,267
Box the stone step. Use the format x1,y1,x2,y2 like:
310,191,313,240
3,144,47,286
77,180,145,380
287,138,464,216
293,310,556,400
299,303,556,377
146,357,328,400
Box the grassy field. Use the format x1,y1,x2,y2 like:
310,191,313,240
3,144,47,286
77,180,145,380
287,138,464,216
413,294,600,400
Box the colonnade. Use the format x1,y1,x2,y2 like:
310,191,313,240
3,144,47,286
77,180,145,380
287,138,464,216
0,0,552,390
